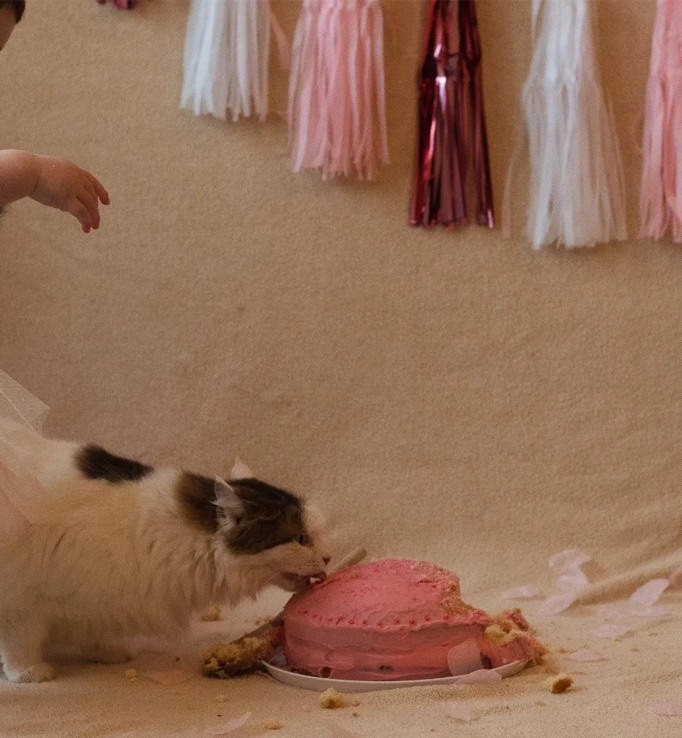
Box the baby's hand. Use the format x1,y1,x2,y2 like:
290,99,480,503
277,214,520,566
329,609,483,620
31,156,110,233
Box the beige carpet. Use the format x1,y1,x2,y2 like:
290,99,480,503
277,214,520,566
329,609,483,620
2,0,682,735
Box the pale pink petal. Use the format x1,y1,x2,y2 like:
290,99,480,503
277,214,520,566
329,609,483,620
457,669,503,685
591,623,631,638
594,606,628,621
502,584,542,600
207,713,251,736
649,701,682,717
556,566,589,592
143,669,194,686
669,565,682,591
447,638,484,676
549,549,591,574
537,591,577,617
630,605,671,618
568,649,606,662
630,579,669,606
443,702,475,722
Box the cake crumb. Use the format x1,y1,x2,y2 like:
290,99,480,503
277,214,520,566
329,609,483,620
202,634,277,678
214,695,229,703
548,674,574,694
124,669,138,680
631,647,640,652
201,605,222,622
265,720,282,730
351,700,361,707
320,687,346,709
555,647,568,654
352,712,360,718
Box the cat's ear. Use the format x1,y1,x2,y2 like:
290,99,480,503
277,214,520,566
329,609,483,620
230,457,254,481
214,477,245,522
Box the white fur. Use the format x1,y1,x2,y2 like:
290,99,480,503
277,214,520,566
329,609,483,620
0,425,329,683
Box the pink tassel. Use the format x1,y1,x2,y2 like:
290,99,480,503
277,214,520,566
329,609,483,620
640,0,682,241
288,0,390,181
409,0,494,228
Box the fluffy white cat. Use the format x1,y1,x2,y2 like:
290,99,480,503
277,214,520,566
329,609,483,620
0,420,329,683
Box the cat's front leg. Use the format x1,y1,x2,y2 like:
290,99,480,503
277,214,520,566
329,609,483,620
0,613,55,683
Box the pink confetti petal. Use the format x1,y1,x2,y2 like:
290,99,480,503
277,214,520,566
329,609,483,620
447,638,484,676
549,549,591,574
556,566,589,592
568,649,606,662
208,713,251,736
443,702,475,722
594,606,628,621
591,623,631,638
630,605,671,618
143,669,194,686
502,584,542,600
630,579,669,606
456,669,503,685
538,591,577,617
649,701,682,717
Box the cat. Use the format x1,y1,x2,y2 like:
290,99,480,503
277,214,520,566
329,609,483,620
0,419,330,683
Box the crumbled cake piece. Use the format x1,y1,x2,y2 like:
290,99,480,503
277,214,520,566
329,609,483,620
201,605,222,622
485,623,519,647
352,712,360,718
124,669,138,680
320,687,346,709
214,695,229,703
265,720,282,730
548,674,574,694
202,633,277,678
350,700,361,707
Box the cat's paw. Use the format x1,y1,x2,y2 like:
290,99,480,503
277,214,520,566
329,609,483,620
5,661,56,683
83,646,132,664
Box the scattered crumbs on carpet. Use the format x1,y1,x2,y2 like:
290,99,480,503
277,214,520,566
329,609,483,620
548,674,574,694
320,687,346,709
254,615,274,627
124,668,138,681
350,700,360,707
215,695,229,702
265,719,282,730
631,647,640,652
201,606,222,622
555,646,568,654
352,712,360,718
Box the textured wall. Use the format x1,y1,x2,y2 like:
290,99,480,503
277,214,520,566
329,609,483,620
1,0,677,592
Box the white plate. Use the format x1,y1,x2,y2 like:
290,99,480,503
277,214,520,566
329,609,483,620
261,659,528,693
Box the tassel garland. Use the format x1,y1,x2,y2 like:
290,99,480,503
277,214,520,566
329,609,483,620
409,0,494,228
513,0,626,249
640,0,682,241
288,0,390,180
181,0,272,122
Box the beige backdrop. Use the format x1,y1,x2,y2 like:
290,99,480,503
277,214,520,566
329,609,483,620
2,2,682,736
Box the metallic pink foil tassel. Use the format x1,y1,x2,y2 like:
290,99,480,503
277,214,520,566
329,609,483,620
409,0,493,228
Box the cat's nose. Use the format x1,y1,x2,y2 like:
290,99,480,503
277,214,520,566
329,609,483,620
323,556,331,566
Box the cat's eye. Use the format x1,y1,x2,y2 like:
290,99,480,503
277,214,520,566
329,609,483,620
297,533,310,546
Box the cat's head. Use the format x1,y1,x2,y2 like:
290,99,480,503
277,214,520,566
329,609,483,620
178,460,330,593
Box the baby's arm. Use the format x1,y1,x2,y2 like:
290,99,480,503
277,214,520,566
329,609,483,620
0,150,109,233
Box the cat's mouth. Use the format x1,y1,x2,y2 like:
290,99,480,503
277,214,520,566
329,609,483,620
279,571,327,592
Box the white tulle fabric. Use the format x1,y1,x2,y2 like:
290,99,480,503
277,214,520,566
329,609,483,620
505,0,627,249
287,0,390,180
181,0,272,122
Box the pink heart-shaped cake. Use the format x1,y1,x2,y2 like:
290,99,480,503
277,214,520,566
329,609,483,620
283,559,544,681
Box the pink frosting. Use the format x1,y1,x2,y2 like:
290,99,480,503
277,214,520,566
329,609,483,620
283,559,541,681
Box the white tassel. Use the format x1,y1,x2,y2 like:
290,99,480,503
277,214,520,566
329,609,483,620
180,0,271,122
513,0,627,249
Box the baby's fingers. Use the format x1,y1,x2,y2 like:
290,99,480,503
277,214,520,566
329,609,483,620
87,173,110,206
65,197,93,233
78,189,101,231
